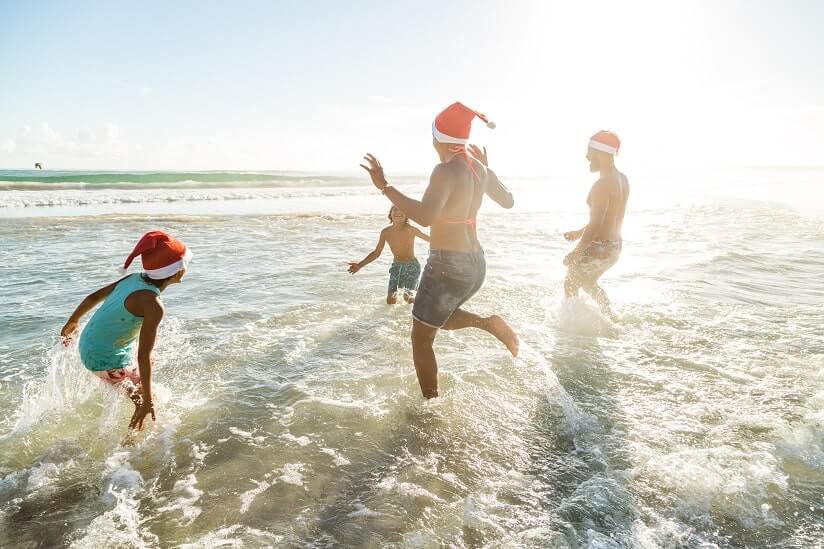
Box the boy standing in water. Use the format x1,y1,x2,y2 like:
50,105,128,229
563,131,629,321
61,231,192,431
348,206,430,304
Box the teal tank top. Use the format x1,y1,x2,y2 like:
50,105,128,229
78,273,161,371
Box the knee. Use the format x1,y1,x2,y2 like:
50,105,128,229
411,322,436,346
386,294,397,305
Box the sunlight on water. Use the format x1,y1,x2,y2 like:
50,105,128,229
1,170,823,547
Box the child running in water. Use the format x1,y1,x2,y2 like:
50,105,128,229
348,206,430,304
60,231,192,431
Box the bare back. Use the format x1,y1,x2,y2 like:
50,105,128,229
588,170,629,241
429,157,483,251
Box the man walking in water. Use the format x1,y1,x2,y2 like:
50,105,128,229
563,131,629,321
360,102,519,399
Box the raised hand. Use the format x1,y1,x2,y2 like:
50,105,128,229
359,153,388,190
347,262,361,274
468,144,488,167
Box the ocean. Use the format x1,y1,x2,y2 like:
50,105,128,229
0,168,822,547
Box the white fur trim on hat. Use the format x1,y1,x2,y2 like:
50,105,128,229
145,248,193,280
588,140,618,155
432,122,469,145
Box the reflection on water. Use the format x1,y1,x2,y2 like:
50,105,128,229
1,174,823,546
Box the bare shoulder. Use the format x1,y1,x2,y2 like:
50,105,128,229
590,177,611,193
431,161,454,180
140,291,164,310
620,171,630,188
127,289,164,317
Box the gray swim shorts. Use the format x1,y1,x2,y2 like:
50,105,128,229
412,249,486,328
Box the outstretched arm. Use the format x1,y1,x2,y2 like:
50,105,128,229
129,295,163,430
61,276,128,345
348,230,387,273
360,154,451,227
412,227,430,243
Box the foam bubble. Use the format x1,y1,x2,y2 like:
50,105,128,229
281,432,312,446
239,479,272,514
320,447,351,466
177,525,283,548
229,427,266,445
557,296,616,337
347,502,381,518
278,463,305,487
156,474,204,525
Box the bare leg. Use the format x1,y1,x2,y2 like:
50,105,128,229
442,309,519,356
411,319,439,398
403,291,415,304
582,282,616,321
386,292,398,305
564,269,581,298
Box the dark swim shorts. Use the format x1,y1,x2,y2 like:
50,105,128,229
388,258,421,295
412,249,486,328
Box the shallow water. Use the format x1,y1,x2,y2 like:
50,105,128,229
0,170,822,547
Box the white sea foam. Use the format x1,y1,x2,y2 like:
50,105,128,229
156,474,204,525
320,446,351,466
278,463,305,487
239,478,272,514
2,171,823,546
344,502,378,518
280,431,312,446
178,525,283,548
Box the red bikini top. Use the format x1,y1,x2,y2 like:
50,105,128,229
440,147,481,227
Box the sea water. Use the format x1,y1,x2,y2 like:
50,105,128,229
0,169,822,547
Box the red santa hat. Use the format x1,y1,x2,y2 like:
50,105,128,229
432,102,496,145
588,130,621,155
123,231,192,280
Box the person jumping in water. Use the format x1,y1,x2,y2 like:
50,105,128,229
61,231,192,430
563,131,629,321
360,102,519,399
348,206,430,304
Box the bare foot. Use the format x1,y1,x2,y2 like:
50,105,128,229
488,315,519,357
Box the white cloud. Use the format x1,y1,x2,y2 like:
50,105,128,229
0,123,129,164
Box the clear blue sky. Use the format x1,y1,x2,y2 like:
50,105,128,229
1,0,822,172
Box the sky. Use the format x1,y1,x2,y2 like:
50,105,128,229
1,0,822,174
